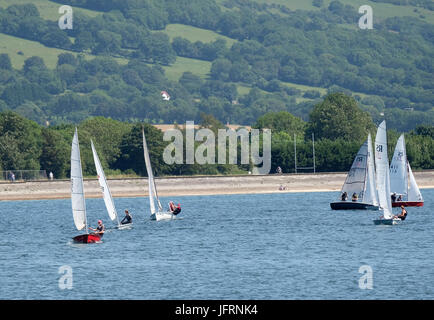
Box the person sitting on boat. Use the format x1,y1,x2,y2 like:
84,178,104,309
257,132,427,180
397,194,403,202
394,205,407,221
169,201,181,215
341,192,348,201
89,220,105,234
121,210,132,225
351,193,358,202
391,192,397,202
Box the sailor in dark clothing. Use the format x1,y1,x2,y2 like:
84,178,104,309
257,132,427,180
341,192,348,201
394,205,407,221
90,220,105,234
121,210,132,224
169,201,181,215
391,193,397,202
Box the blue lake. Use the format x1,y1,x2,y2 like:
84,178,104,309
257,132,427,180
0,190,433,299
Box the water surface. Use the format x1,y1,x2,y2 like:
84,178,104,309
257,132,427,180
1,190,433,299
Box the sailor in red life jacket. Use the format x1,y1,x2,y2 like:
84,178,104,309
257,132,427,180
169,201,181,215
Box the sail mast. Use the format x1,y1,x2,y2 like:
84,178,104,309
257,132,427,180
339,137,369,201
91,140,120,226
365,133,378,206
142,128,162,214
71,128,88,233
390,134,408,199
375,121,393,219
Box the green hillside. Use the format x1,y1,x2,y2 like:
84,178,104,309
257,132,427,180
161,23,237,47
0,0,101,20
0,0,432,131
217,0,434,23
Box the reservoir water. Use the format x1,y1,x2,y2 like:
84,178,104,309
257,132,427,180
1,190,433,299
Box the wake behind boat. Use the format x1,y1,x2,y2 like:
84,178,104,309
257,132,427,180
390,134,424,207
330,133,379,210
71,128,103,243
142,129,177,221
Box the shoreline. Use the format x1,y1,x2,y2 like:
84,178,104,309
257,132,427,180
1,171,433,201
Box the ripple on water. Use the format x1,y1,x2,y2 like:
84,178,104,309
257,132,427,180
0,191,433,299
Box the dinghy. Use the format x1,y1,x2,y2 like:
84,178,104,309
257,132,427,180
330,133,379,210
71,129,103,243
91,140,128,228
373,121,401,225
389,134,424,207
142,129,175,221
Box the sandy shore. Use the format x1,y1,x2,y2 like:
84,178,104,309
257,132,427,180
1,171,433,201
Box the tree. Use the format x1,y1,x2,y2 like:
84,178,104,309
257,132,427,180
41,29,72,48
0,111,42,170
115,123,171,176
0,53,12,70
179,72,203,94
57,53,78,67
23,56,46,73
254,111,306,136
307,93,375,141
79,117,132,167
39,128,69,178
74,31,95,51
210,58,232,81
139,33,176,65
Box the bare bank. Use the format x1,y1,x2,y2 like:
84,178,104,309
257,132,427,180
0,171,433,201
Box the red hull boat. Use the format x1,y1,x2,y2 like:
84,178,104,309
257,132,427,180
392,201,424,207
73,233,103,243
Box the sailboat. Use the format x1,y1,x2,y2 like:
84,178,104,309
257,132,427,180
373,121,401,225
71,129,103,243
389,134,424,207
330,133,379,210
142,129,175,221
91,140,127,228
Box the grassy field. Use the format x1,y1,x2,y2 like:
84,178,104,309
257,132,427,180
163,56,212,81
335,0,433,23
0,28,206,79
0,33,127,69
217,0,433,23
161,24,237,47
0,33,77,68
0,0,101,21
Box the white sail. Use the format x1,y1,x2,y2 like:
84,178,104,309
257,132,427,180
142,129,163,215
408,164,423,202
91,140,119,225
390,134,408,199
340,137,370,202
364,133,378,206
71,128,87,231
375,120,393,219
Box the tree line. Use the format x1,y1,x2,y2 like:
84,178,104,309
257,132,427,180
1,93,432,179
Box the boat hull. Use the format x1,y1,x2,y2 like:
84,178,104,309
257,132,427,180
150,211,175,221
330,202,379,210
392,201,423,207
73,233,103,243
373,218,401,225
117,223,132,230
